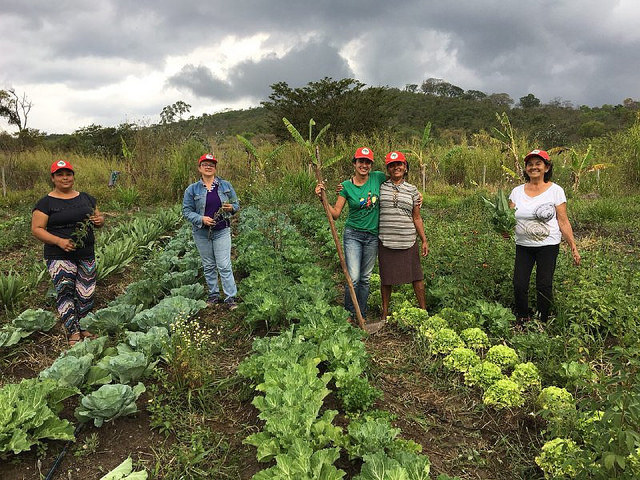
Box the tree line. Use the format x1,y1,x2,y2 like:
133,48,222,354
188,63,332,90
2,78,639,158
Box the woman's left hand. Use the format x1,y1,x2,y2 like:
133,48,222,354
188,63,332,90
571,246,581,266
89,212,105,227
222,203,234,212
421,242,429,257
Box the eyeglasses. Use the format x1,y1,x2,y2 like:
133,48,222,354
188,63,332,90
200,162,216,168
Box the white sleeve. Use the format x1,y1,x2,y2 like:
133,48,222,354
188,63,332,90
554,184,567,205
508,186,518,204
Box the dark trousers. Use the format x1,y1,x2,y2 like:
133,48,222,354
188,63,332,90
513,244,559,321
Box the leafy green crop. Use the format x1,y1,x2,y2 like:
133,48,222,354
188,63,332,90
75,383,145,427
459,327,490,350
80,304,143,334
486,345,519,370
429,328,464,355
535,437,584,479
0,378,77,456
483,379,525,409
443,347,481,373
354,451,431,480
98,352,155,385
11,308,57,332
482,189,516,236
465,361,504,389
40,353,93,388
510,362,541,390
99,456,148,480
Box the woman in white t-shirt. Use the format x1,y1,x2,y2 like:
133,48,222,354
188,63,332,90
508,149,580,327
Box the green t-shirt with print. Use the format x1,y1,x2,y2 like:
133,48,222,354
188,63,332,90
339,171,386,234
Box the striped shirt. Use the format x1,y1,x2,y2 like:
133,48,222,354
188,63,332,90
378,180,420,249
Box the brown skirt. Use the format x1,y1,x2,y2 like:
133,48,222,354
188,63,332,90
378,242,424,285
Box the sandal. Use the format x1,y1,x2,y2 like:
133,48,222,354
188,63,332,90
68,332,83,346
81,330,98,340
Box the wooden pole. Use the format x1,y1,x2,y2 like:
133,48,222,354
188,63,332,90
1,165,5,197
313,146,366,330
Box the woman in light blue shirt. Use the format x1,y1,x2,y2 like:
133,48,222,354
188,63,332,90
182,153,240,309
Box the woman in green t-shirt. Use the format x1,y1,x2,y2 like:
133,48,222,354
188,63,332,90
315,147,386,321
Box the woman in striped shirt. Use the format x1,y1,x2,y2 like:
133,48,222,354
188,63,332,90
378,151,429,322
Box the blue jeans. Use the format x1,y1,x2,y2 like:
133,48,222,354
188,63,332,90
343,227,378,319
192,227,237,302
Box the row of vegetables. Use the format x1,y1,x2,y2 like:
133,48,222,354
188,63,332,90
235,206,457,480
287,203,640,480
1,222,207,478
0,206,182,318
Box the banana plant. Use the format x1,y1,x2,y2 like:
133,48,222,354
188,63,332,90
405,122,435,191
553,144,614,192
492,112,524,178
282,117,365,330
236,134,285,180
282,118,341,170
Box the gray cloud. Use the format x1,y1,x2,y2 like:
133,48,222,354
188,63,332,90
168,39,353,101
1,0,639,132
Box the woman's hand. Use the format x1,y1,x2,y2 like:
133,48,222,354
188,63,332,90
89,213,104,227
222,203,234,212
315,182,325,198
57,238,76,252
202,216,215,227
571,245,581,266
421,242,429,257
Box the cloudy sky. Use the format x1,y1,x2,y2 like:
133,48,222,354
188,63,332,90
1,0,639,134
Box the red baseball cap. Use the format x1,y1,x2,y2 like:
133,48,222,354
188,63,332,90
385,151,407,165
199,153,217,165
523,149,551,163
50,160,74,174
353,147,374,162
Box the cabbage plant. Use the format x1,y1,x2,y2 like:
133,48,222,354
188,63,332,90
75,383,145,427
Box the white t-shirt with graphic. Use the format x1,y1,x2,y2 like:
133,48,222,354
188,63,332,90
509,183,567,247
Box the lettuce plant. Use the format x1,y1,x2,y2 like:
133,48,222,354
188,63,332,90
389,306,430,331
443,347,480,373
251,439,345,480
482,379,525,409
486,345,519,370
537,387,575,415
535,437,584,479
75,383,145,427
0,378,76,455
416,315,448,340
429,328,464,355
465,361,504,389
459,327,490,350
99,456,148,480
0,325,31,347
510,362,541,390
354,451,430,480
